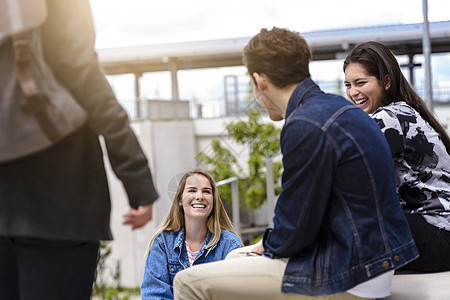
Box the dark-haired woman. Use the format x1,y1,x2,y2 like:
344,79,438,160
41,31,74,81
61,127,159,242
344,41,450,272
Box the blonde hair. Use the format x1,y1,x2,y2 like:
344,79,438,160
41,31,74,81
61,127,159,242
145,169,239,257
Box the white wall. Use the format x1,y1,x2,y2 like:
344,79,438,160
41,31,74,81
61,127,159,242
105,119,198,287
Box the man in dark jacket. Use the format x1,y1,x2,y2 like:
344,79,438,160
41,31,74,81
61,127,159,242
173,27,418,300
0,1,159,299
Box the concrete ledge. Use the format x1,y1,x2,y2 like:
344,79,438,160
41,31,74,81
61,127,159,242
384,271,450,300
146,100,190,120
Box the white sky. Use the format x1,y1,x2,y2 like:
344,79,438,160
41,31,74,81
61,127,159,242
88,0,450,115
89,0,450,48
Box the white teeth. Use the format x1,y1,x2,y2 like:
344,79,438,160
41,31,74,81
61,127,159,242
192,204,206,208
355,98,367,105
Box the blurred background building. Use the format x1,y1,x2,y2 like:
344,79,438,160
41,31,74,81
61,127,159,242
88,0,450,287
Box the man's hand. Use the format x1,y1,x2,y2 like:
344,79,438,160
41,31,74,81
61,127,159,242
122,204,153,230
250,241,264,255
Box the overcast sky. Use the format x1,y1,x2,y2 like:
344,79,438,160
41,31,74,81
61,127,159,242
89,0,450,48
87,0,450,116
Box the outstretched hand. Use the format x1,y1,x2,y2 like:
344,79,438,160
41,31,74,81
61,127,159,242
122,204,153,230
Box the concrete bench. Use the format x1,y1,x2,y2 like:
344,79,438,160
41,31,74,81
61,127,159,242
384,271,450,300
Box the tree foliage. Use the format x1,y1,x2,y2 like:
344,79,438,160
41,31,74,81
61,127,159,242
196,108,282,209
196,139,241,203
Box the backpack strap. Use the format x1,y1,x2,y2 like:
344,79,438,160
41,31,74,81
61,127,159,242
0,0,48,34
12,31,62,142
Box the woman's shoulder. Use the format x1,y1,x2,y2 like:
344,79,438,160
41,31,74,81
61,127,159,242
155,229,174,237
372,101,417,128
373,101,415,117
154,229,182,244
219,230,243,246
220,229,239,238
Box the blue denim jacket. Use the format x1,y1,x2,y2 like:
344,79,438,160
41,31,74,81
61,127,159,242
262,78,418,296
141,228,242,299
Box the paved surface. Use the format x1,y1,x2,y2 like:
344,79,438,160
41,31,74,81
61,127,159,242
92,272,450,299
92,295,140,299
385,271,450,300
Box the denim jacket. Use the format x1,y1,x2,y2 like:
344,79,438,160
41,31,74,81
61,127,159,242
141,228,242,299
262,78,418,296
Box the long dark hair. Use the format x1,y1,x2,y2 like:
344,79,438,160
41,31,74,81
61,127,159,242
343,41,450,154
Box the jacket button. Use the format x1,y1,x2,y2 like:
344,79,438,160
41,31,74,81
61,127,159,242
382,260,389,268
394,255,400,262
170,268,175,273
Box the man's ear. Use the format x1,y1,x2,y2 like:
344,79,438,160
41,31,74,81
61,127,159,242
253,72,268,90
384,74,391,90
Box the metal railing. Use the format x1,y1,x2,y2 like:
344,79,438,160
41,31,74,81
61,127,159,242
216,177,240,236
216,154,282,238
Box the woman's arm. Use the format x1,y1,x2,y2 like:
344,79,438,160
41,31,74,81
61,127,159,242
141,238,173,300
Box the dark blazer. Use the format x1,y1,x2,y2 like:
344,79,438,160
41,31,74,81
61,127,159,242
0,0,159,241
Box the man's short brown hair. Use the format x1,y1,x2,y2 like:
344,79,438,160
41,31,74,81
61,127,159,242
243,27,312,88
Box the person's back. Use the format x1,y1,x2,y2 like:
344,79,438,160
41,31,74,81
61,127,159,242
0,1,158,299
267,78,417,295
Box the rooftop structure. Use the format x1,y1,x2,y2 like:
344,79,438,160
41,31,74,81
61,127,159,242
98,21,450,75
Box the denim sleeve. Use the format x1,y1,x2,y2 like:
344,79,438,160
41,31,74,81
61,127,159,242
263,119,336,258
209,231,242,260
223,233,243,254
141,238,173,300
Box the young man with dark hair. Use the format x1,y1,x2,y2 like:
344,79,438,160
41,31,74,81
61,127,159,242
173,27,418,300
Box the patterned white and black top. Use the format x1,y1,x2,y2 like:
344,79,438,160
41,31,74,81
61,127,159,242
372,101,450,231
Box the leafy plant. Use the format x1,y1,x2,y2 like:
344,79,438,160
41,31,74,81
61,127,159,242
196,139,242,203
197,108,282,209
93,241,139,300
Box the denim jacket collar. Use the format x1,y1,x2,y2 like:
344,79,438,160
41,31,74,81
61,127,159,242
286,78,320,121
142,229,242,299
